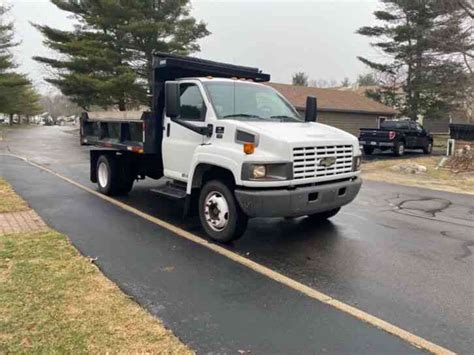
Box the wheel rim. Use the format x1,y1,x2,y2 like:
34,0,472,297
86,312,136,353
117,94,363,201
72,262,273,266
399,144,404,155
204,191,230,232
98,162,109,188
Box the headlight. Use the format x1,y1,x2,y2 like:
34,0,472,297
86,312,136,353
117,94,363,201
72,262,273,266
242,162,293,181
352,155,362,171
252,165,267,179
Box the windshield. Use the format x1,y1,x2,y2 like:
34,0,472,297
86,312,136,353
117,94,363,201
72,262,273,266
204,81,301,122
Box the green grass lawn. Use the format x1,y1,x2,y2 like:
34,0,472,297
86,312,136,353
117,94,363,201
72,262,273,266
0,179,192,354
362,156,474,195
0,179,29,213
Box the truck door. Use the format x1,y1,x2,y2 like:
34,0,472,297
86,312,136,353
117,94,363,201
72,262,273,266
162,82,207,181
414,123,427,147
405,121,417,148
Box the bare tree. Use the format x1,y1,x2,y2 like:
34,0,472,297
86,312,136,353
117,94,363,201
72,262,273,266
309,78,338,88
292,72,308,86
40,93,81,122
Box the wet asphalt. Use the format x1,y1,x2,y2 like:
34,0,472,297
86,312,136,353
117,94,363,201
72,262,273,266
1,126,473,353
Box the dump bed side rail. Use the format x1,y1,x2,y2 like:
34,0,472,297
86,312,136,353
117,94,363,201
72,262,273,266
80,111,160,154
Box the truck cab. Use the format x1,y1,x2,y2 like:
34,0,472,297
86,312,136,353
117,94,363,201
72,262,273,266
81,53,362,242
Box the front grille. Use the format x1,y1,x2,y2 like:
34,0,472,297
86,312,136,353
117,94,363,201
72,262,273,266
293,145,353,180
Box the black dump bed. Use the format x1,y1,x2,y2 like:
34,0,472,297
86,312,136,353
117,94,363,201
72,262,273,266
152,52,270,83
80,53,271,154
80,111,157,153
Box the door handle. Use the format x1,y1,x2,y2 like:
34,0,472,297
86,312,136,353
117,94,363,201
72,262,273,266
166,123,170,137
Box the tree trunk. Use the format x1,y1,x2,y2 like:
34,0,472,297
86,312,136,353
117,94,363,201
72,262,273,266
404,11,415,120
118,100,126,111
9,113,13,126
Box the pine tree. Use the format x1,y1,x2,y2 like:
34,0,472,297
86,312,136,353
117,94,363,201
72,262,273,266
0,5,30,116
18,86,43,119
357,0,473,120
34,0,210,111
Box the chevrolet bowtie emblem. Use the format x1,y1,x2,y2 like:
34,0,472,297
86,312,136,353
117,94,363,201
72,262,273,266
318,157,337,168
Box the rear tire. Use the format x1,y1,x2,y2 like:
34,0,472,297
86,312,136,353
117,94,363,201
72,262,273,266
307,207,341,221
363,146,374,155
118,176,134,194
97,155,120,195
423,142,433,154
393,141,405,156
199,180,248,243
96,155,134,196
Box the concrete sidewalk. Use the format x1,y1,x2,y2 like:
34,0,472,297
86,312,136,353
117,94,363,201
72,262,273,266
0,210,47,235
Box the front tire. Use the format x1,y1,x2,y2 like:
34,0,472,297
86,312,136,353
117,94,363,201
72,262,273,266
307,207,341,221
363,146,374,155
199,180,248,243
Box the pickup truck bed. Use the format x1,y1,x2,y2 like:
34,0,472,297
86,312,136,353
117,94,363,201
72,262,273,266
359,129,396,147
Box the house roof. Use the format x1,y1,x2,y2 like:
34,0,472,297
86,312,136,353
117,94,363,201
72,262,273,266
266,82,398,116
337,84,405,97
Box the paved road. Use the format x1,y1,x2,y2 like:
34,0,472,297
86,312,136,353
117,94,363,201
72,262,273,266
1,126,473,353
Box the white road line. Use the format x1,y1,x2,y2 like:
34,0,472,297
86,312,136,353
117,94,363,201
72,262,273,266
2,153,456,355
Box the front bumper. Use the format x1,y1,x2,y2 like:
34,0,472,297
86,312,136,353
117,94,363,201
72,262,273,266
235,177,362,218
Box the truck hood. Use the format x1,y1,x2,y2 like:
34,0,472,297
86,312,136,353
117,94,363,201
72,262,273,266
237,121,358,145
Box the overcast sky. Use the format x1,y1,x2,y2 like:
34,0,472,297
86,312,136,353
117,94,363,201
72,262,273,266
9,0,382,93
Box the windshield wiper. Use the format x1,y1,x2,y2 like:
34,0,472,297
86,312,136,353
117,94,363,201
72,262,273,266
223,113,262,119
270,115,299,122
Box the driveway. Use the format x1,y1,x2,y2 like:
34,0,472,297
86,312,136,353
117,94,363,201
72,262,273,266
1,126,473,353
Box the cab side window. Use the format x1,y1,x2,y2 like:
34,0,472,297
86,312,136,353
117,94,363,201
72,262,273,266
399,122,409,130
180,84,206,121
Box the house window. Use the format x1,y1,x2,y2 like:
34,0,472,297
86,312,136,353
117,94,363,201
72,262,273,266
377,116,387,128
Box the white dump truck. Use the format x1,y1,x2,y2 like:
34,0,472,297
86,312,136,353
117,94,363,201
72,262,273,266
80,53,362,242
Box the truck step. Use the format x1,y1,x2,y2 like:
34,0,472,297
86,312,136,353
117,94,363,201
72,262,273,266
151,183,187,200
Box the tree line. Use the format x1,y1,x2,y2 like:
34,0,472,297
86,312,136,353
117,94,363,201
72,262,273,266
292,72,378,88
1,0,473,121
358,0,473,121
293,0,473,122
0,4,42,124
0,0,209,119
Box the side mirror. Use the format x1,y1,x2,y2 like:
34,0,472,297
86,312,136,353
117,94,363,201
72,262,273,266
305,96,317,122
165,81,180,118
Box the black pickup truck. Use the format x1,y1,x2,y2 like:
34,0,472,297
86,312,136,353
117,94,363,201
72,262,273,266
359,120,433,156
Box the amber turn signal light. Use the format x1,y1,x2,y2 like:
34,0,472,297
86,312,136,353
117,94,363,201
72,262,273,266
243,143,255,154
